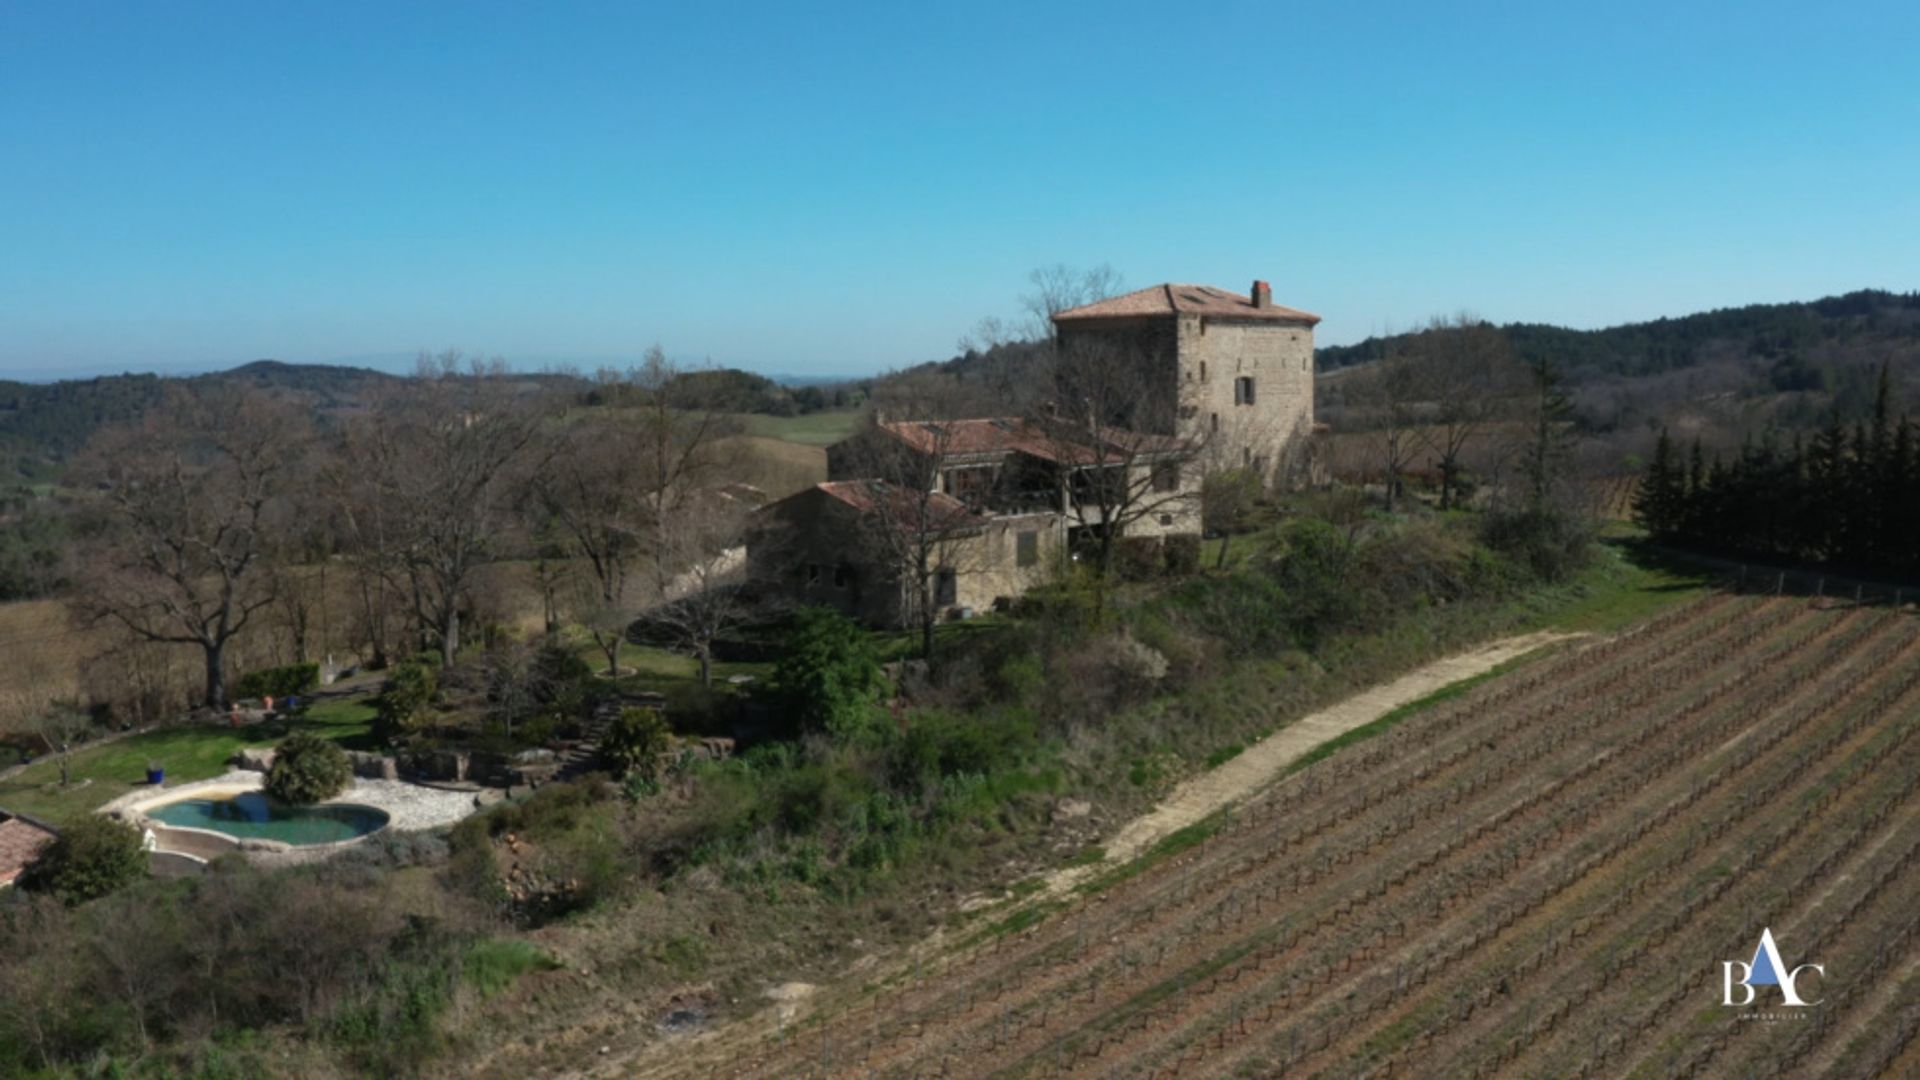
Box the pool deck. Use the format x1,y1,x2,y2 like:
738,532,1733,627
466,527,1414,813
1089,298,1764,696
101,771,484,835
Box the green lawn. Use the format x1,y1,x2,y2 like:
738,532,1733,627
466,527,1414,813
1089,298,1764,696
735,408,865,446
1540,535,1711,635
0,696,378,825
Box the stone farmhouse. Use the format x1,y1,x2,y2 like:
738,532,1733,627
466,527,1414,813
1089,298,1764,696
748,280,1319,629
753,417,1196,628
1052,280,1320,485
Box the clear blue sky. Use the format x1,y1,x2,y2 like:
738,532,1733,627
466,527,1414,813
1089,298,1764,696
3,1,1916,379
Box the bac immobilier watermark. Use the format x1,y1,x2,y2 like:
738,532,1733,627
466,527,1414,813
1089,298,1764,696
1722,928,1824,1021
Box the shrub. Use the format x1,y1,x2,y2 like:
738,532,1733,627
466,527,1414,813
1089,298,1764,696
1163,534,1202,576
19,815,147,904
266,730,352,805
1481,505,1593,582
462,939,557,999
375,661,438,745
893,707,1036,787
600,707,672,780
1113,536,1164,581
1271,517,1362,644
770,607,885,740
233,662,320,702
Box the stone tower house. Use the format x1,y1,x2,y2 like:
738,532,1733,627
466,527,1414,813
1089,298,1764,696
1051,281,1319,483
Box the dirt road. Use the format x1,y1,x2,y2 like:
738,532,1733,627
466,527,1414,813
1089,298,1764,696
587,628,1582,1079
1039,628,1582,897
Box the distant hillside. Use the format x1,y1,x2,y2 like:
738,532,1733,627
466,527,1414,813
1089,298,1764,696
1320,289,1920,383
0,359,857,483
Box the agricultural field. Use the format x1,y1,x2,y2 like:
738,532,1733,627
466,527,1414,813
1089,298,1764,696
682,592,1920,1078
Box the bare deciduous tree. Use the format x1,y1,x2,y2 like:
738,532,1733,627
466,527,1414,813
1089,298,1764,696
1037,336,1202,586
352,352,542,668
641,493,763,687
834,405,994,669
1412,315,1525,510
73,386,307,709
30,703,93,787
533,345,728,675
1023,263,1125,340
1349,344,1427,512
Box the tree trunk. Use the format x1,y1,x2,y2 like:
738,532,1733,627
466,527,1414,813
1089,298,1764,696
204,641,228,711
440,605,459,668
602,633,621,677
1215,534,1231,570
698,645,713,689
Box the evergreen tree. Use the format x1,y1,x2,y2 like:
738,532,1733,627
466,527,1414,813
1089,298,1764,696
1634,428,1682,535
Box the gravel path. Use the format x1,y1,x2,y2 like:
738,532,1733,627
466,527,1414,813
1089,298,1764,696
1038,629,1584,898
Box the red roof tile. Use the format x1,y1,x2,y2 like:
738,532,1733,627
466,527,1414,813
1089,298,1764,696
875,418,1093,465
0,815,57,886
1053,283,1320,325
815,480,987,534
873,418,1188,466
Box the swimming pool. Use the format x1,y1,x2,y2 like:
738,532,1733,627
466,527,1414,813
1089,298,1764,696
146,792,390,846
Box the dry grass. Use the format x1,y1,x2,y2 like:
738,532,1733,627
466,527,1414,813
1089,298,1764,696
0,600,101,726
712,434,828,499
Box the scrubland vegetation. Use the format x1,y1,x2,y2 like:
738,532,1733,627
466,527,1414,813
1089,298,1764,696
2,295,1913,1078
0,480,1636,1076
722,590,1920,1079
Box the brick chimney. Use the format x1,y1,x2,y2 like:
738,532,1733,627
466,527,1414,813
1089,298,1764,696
1251,280,1272,309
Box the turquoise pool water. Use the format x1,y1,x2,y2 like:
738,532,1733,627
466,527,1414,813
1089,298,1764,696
148,793,389,846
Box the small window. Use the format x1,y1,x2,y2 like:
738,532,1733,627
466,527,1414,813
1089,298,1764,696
1152,460,1181,493
1234,376,1256,406
1016,530,1039,567
1198,360,1207,382
1159,514,1174,526
935,568,958,607
832,565,851,589
1243,447,1253,465
1211,412,1220,434
803,564,821,586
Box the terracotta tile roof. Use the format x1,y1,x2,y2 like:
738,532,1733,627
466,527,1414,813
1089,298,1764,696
874,417,1189,465
815,480,988,534
1052,283,1320,325
875,418,1092,465
0,814,57,887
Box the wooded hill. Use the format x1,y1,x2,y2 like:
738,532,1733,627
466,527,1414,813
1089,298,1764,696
0,360,849,483
1320,290,1919,408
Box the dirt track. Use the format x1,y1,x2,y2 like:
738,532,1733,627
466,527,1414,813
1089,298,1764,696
1041,629,1581,898
595,627,1586,1079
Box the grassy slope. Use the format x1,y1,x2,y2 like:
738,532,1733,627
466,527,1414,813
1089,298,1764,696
1053,536,1709,899
0,696,375,824
734,408,865,447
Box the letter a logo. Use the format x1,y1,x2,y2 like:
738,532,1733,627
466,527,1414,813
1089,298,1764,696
1724,928,1824,1007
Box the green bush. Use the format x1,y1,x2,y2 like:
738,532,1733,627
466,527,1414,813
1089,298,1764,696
770,607,885,740
893,707,1036,788
1271,517,1362,645
233,662,320,702
600,707,672,780
19,815,147,904
1113,536,1164,581
1482,505,1593,582
1163,534,1202,576
266,730,352,804
375,661,439,745
462,939,558,999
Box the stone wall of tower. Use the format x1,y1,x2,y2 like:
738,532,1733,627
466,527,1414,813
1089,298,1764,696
1173,316,1316,483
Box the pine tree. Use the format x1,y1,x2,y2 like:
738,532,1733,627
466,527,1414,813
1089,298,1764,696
1634,428,1682,536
